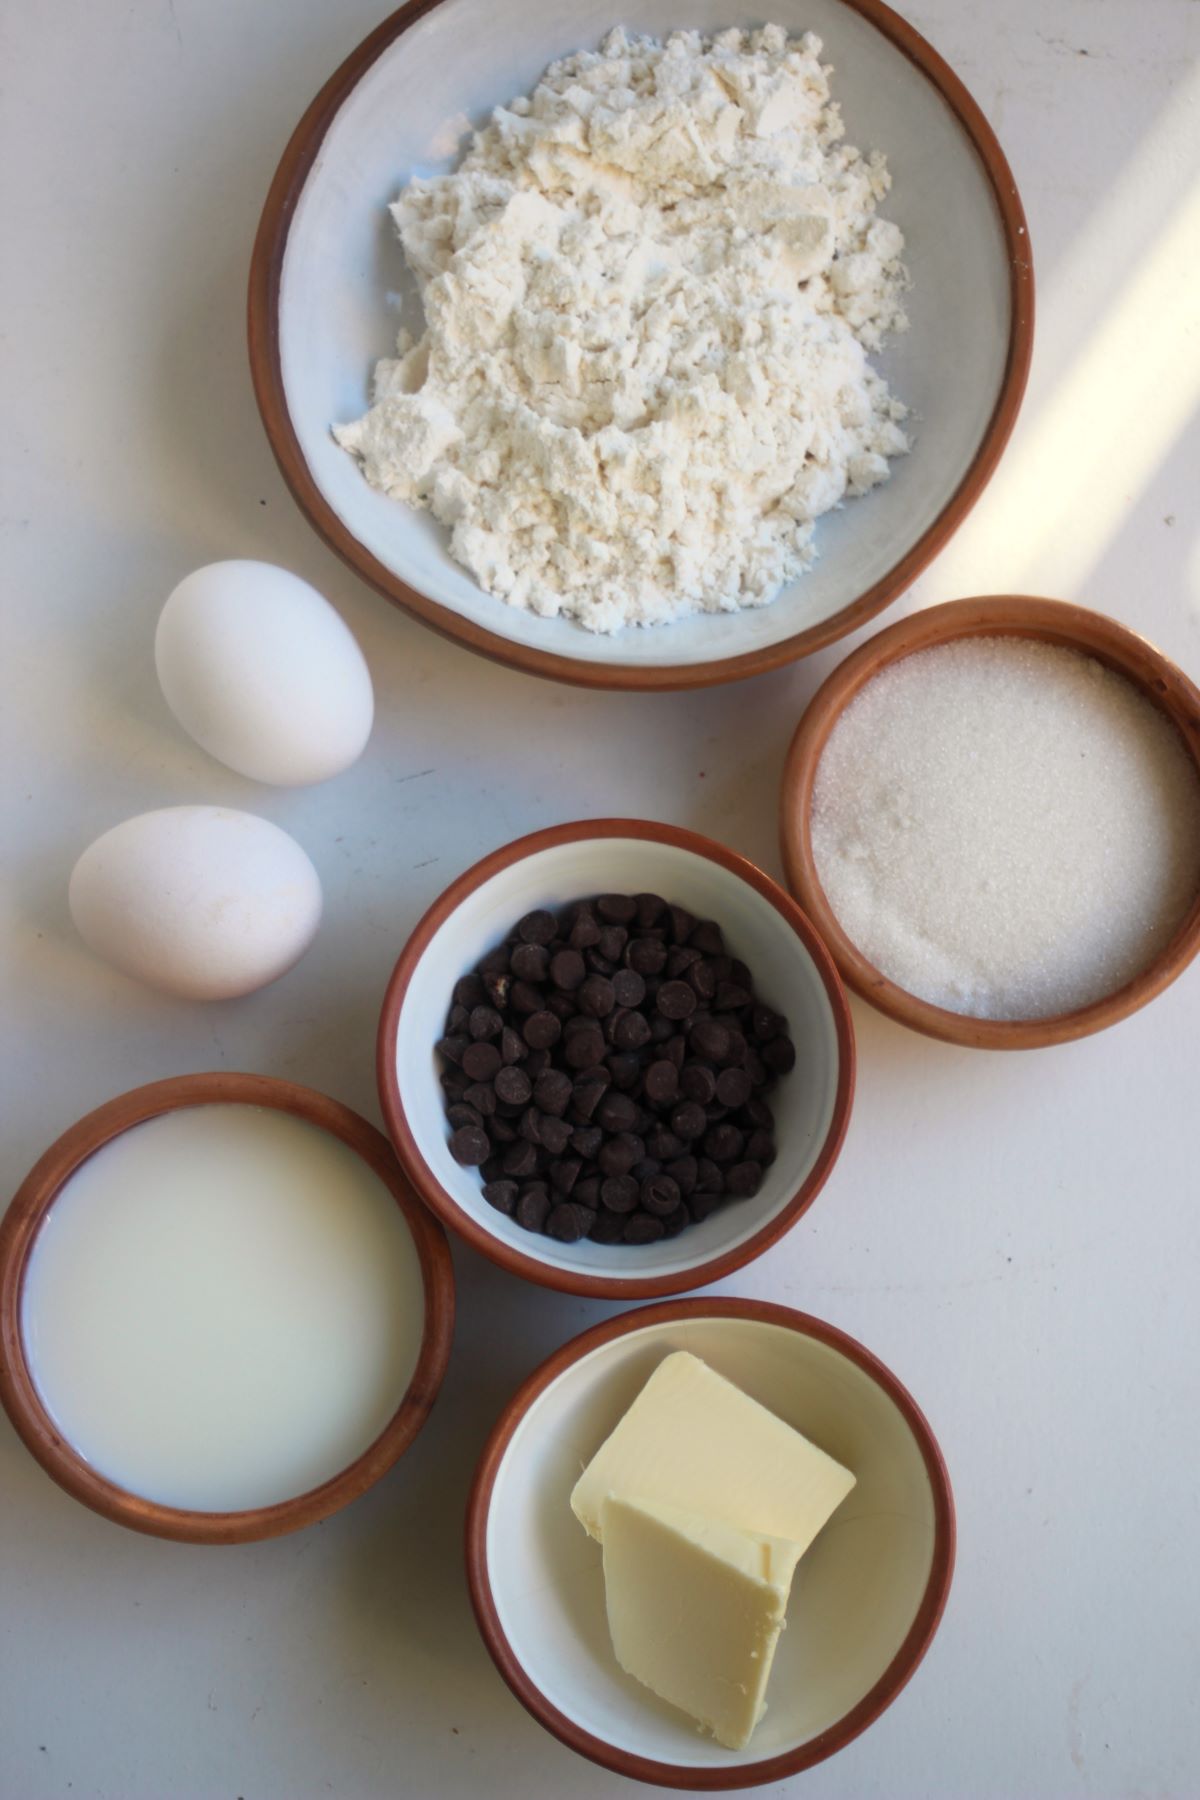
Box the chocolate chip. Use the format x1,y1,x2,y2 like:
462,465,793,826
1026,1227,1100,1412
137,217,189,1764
436,1035,468,1067
538,1115,573,1157
570,912,602,949
517,909,557,945
510,980,545,1015
453,974,486,1009
500,1026,527,1065
597,894,638,925
601,1174,639,1213
680,1062,717,1104
494,1065,532,1107
575,1175,602,1208
763,1036,797,1075
687,960,718,1002
449,1126,490,1166
516,1185,551,1231
612,1009,652,1051
627,937,668,976
704,1124,745,1164
489,1117,517,1143
596,1090,639,1133
624,1211,665,1243
641,1174,681,1216
635,893,667,927
589,1207,627,1243
564,1024,606,1069
480,945,511,975
598,925,628,961
547,1202,593,1242
577,974,616,1018
463,1082,497,1117
644,1060,679,1105
745,1129,777,1165
646,1125,685,1161
690,920,725,955
503,1141,539,1179
469,1005,503,1040
668,905,694,944
606,1052,642,1090
570,1125,603,1159
482,1179,517,1214
688,1189,721,1222
612,968,646,1008
523,1011,562,1050
666,1154,698,1194
509,942,549,983
657,980,697,1020
725,1161,763,1199
716,980,751,1012
671,1102,707,1141
461,1042,501,1083
715,1067,752,1108
550,1158,582,1195
533,1068,573,1116
690,1019,730,1062
598,1132,643,1177
446,1103,483,1131
572,1074,608,1120
550,948,586,991
666,945,702,978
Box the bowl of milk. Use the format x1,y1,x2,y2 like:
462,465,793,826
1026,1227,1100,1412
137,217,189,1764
0,1073,454,1542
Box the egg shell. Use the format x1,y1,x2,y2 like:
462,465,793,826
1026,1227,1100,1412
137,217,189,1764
68,807,323,1000
155,561,374,786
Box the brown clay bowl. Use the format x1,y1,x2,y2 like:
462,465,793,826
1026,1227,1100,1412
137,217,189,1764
376,820,855,1298
780,596,1200,1049
0,1073,455,1544
465,1297,955,1787
248,0,1033,690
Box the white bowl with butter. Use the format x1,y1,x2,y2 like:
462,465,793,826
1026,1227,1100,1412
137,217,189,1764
467,1299,954,1787
378,819,855,1297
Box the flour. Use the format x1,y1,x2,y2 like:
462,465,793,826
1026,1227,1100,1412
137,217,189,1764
334,25,909,634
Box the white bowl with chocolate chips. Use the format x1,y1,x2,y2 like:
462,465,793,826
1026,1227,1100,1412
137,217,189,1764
377,819,855,1297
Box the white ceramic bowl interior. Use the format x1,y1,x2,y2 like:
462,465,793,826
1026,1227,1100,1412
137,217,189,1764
388,836,843,1284
485,1312,943,1772
280,0,1015,672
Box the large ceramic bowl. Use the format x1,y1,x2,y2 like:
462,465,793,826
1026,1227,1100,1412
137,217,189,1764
377,821,854,1297
0,1074,455,1544
779,597,1200,1049
467,1299,955,1787
250,0,1033,689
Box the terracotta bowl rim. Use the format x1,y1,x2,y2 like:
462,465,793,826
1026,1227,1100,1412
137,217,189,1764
779,594,1200,1049
375,817,856,1298
0,1072,456,1544
464,1295,956,1789
247,0,1034,692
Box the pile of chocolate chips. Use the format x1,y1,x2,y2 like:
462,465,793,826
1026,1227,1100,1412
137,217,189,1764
436,894,796,1246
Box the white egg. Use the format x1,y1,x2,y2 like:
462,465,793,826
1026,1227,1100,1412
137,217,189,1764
155,561,374,786
69,807,323,1000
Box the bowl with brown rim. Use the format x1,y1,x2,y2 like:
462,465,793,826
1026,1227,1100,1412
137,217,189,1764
248,0,1033,690
466,1297,955,1787
376,820,855,1297
780,595,1200,1049
0,1073,455,1544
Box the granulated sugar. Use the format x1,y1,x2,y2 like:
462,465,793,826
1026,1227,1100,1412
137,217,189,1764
810,637,1200,1019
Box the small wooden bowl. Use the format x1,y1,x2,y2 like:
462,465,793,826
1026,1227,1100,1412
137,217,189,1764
0,1073,455,1544
465,1298,955,1788
780,596,1200,1049
377,820,855,1299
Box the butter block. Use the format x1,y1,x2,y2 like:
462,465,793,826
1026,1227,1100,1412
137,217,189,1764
601,1495,803,1750
571,1351,855,1548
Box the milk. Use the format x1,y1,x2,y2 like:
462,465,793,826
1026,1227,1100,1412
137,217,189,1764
22,1104,426,1512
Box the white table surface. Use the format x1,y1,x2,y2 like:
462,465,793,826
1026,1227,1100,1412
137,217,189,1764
2,1,1198,1795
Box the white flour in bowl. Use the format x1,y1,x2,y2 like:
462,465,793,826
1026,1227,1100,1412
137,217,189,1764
334,24,909,633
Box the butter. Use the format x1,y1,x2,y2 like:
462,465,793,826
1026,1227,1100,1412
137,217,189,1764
601,1495,804,1751
571,1351,855,1550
